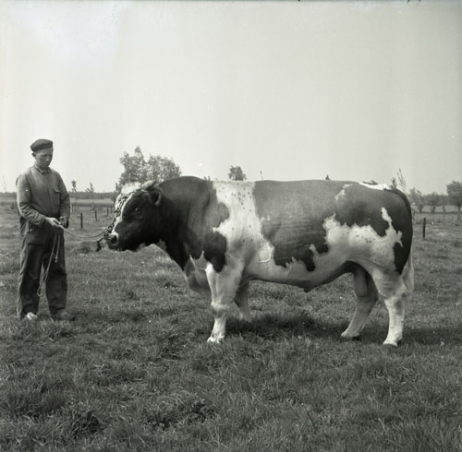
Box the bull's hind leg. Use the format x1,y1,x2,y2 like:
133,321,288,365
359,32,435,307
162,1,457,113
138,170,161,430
381,257,414,346
234,283,251,322
206,261,244,344
341,267,378,340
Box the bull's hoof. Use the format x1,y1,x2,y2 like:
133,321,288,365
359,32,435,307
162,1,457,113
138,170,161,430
207,335,224,344
383,339,403,347
340,332,361,341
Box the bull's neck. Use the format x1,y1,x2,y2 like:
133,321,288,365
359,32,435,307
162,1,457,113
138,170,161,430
157,196,191,271
155,178,213,271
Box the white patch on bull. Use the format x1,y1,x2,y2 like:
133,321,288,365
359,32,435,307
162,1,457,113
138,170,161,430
334,184,353,202
111,190,138,239
212,180,260,254
211,180,281,287
359,183,390,191
309,207,403,285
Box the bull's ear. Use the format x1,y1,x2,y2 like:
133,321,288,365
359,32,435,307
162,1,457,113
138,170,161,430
146,185,163,207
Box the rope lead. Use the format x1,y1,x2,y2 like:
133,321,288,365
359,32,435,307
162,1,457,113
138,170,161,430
37,231,61,297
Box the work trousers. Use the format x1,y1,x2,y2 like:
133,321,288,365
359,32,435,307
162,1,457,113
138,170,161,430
17,229,67,319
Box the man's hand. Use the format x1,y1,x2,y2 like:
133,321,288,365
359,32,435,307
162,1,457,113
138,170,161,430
46,217,64,229
59,216,69,228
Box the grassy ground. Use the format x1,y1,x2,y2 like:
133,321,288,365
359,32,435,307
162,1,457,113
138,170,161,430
1,207,462,452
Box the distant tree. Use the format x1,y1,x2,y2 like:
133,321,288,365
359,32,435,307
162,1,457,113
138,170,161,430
71,180,77,192
117,147,148,190
146,155,182,183
203,176,212,181
440,194,449,215
228,166,247,181
425,192,441,213
408,188,425,213
390,177,398,189
117,147,181,191
325,174,330,181
447,180,462,223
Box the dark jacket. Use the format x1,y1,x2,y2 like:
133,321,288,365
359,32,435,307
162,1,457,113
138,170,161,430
16,164,70,244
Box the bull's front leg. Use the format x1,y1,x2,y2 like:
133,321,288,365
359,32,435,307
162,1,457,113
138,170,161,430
206,261,244,344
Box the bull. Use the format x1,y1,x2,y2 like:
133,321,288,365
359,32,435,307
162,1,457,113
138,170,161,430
104,176,414,346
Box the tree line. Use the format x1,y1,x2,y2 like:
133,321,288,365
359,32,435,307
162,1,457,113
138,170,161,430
54,147,462,223
114,147,248,188
408,186,462,215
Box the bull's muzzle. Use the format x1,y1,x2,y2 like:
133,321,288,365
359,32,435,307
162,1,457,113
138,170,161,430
97,222,121,251
102,224,117,243
96,231,118,252
107,233,118,245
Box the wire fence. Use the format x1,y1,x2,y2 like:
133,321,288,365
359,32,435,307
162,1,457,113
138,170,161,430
414,211,460,224
0,200,114,213
2,200,460,234
1,200,114,229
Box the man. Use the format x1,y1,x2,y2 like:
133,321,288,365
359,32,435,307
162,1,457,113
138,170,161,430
16,138,74,321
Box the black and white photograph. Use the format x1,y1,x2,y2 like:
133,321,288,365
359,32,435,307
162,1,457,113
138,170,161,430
1,1,461,451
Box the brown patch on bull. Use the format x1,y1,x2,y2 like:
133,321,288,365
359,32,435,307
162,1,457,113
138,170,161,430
180,182,230,273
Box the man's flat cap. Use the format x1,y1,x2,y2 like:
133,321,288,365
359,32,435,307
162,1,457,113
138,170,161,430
30,139,53,152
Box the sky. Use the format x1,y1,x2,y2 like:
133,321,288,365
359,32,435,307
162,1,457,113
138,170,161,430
0,0,461,194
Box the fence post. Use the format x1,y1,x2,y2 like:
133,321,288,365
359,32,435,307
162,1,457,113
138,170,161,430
80,212,83,229
422,217,426,240
95,210,98,222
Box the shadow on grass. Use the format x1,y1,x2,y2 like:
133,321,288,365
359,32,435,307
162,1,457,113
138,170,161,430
224,313,462,347
72,305,462,347
224,312,343,342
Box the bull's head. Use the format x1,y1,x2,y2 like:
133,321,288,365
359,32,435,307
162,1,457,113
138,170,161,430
104,181,163,251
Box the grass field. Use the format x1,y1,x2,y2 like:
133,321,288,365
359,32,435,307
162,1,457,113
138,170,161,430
1,207,462,452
